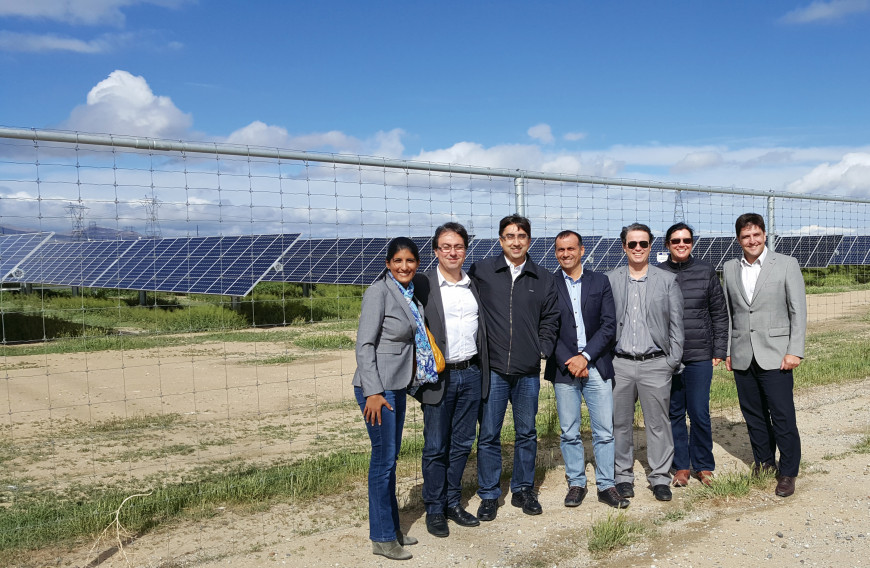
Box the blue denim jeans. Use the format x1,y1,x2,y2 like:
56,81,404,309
554,366,616,490
354,386,406,542
670,360,715,472
477,371,539,499
421,365,482,514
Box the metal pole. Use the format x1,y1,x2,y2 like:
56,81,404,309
514,177,526,216
4,126,870,204
767,195,776,252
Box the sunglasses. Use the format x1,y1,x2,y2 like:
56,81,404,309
626,241,650,249
669,238,693,245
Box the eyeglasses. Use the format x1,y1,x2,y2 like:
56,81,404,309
626,241,650,249
669,238,693,245
500,233,529,242
437,244,466,253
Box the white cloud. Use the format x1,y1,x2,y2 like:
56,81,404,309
563,131,587,141
0,30,125,53
670,151,724,174
786,152,870,196
527,123,554,144
0,0,188,27
225,121,405,157
61,70,192,138
781,0,870,24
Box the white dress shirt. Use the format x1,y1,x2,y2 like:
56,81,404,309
740,246,768,302
437,269,479,363
505,256,526,282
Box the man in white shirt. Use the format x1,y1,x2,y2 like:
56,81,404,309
412,223,490,537
723,213,807,498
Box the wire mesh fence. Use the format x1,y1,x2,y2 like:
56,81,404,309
1,127,869,559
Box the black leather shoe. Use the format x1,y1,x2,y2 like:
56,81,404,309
775,475,796,497
445,505,480,527
598,487,630,509
510,487,543,515
615,482,634,498
425,513,449,537
477,498,499,522
564,485,587,507
652,484,672,501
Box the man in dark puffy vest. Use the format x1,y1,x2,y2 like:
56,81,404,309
658,222,729,488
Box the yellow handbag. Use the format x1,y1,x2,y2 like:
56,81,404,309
425,326,446,373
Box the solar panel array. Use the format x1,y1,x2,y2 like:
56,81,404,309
5,234,300,297
2,233,867,292
0,232,54,281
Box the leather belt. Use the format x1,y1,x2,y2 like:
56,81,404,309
614,351,665,361
445,356,479,371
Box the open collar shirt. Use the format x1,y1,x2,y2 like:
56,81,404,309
615,271,658,356
562,269,588,353
437,268,479,363
740,246,768,302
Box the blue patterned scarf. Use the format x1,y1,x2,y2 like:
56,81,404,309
388,273,438,393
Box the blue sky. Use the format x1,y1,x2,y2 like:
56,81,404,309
2,0,870,198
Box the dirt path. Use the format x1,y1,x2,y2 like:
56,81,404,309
28,378,866,568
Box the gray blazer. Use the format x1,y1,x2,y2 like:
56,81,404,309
722,251,807,371
411,268,490,405
352,274,421,397
607,264,685,369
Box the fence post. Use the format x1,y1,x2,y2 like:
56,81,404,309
514,177,526,216
767,194,776,252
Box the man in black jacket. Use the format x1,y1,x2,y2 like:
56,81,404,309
468,214,559,520
658,223,729,487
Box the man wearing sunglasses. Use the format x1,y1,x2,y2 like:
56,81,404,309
607,223,684,502
659,223,729,489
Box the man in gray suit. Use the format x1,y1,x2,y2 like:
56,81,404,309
723,213,806,498
607,223,684,502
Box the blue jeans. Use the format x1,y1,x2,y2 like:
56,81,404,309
421,365,482,514
670,360,715,472
354,386,406,542
554,366,616,490
477,371,539,499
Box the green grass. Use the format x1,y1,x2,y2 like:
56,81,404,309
293,333,354,350
853,432,870,454
689,469,774,501
587,511,646,554
0,450,372,554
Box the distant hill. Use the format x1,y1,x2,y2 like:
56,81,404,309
0,225,142,241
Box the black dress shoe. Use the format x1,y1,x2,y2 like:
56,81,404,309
510,487,542,515
598,487,630,509
425,513,449,537
652,484,672,501
477,498,499,522
564,485,588,507
615,482,634,498
775,475,796,497
445,505,480,527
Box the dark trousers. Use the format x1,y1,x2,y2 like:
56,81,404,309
421,365,482,514
670,360,715,472
733,359,801,477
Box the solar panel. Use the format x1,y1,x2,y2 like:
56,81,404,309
0,232,54,281
837,235,870,265
85,234,300,296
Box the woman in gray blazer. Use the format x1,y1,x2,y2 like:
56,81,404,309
353,237,437,561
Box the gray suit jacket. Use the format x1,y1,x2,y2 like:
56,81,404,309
352,273,421,396
722,251,807,371
607,264,684,369
411,268,490,404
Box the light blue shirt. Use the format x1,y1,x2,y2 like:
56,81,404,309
562,271,588,354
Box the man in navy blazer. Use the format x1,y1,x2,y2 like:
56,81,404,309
544,231,629,509
413,222,490,537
